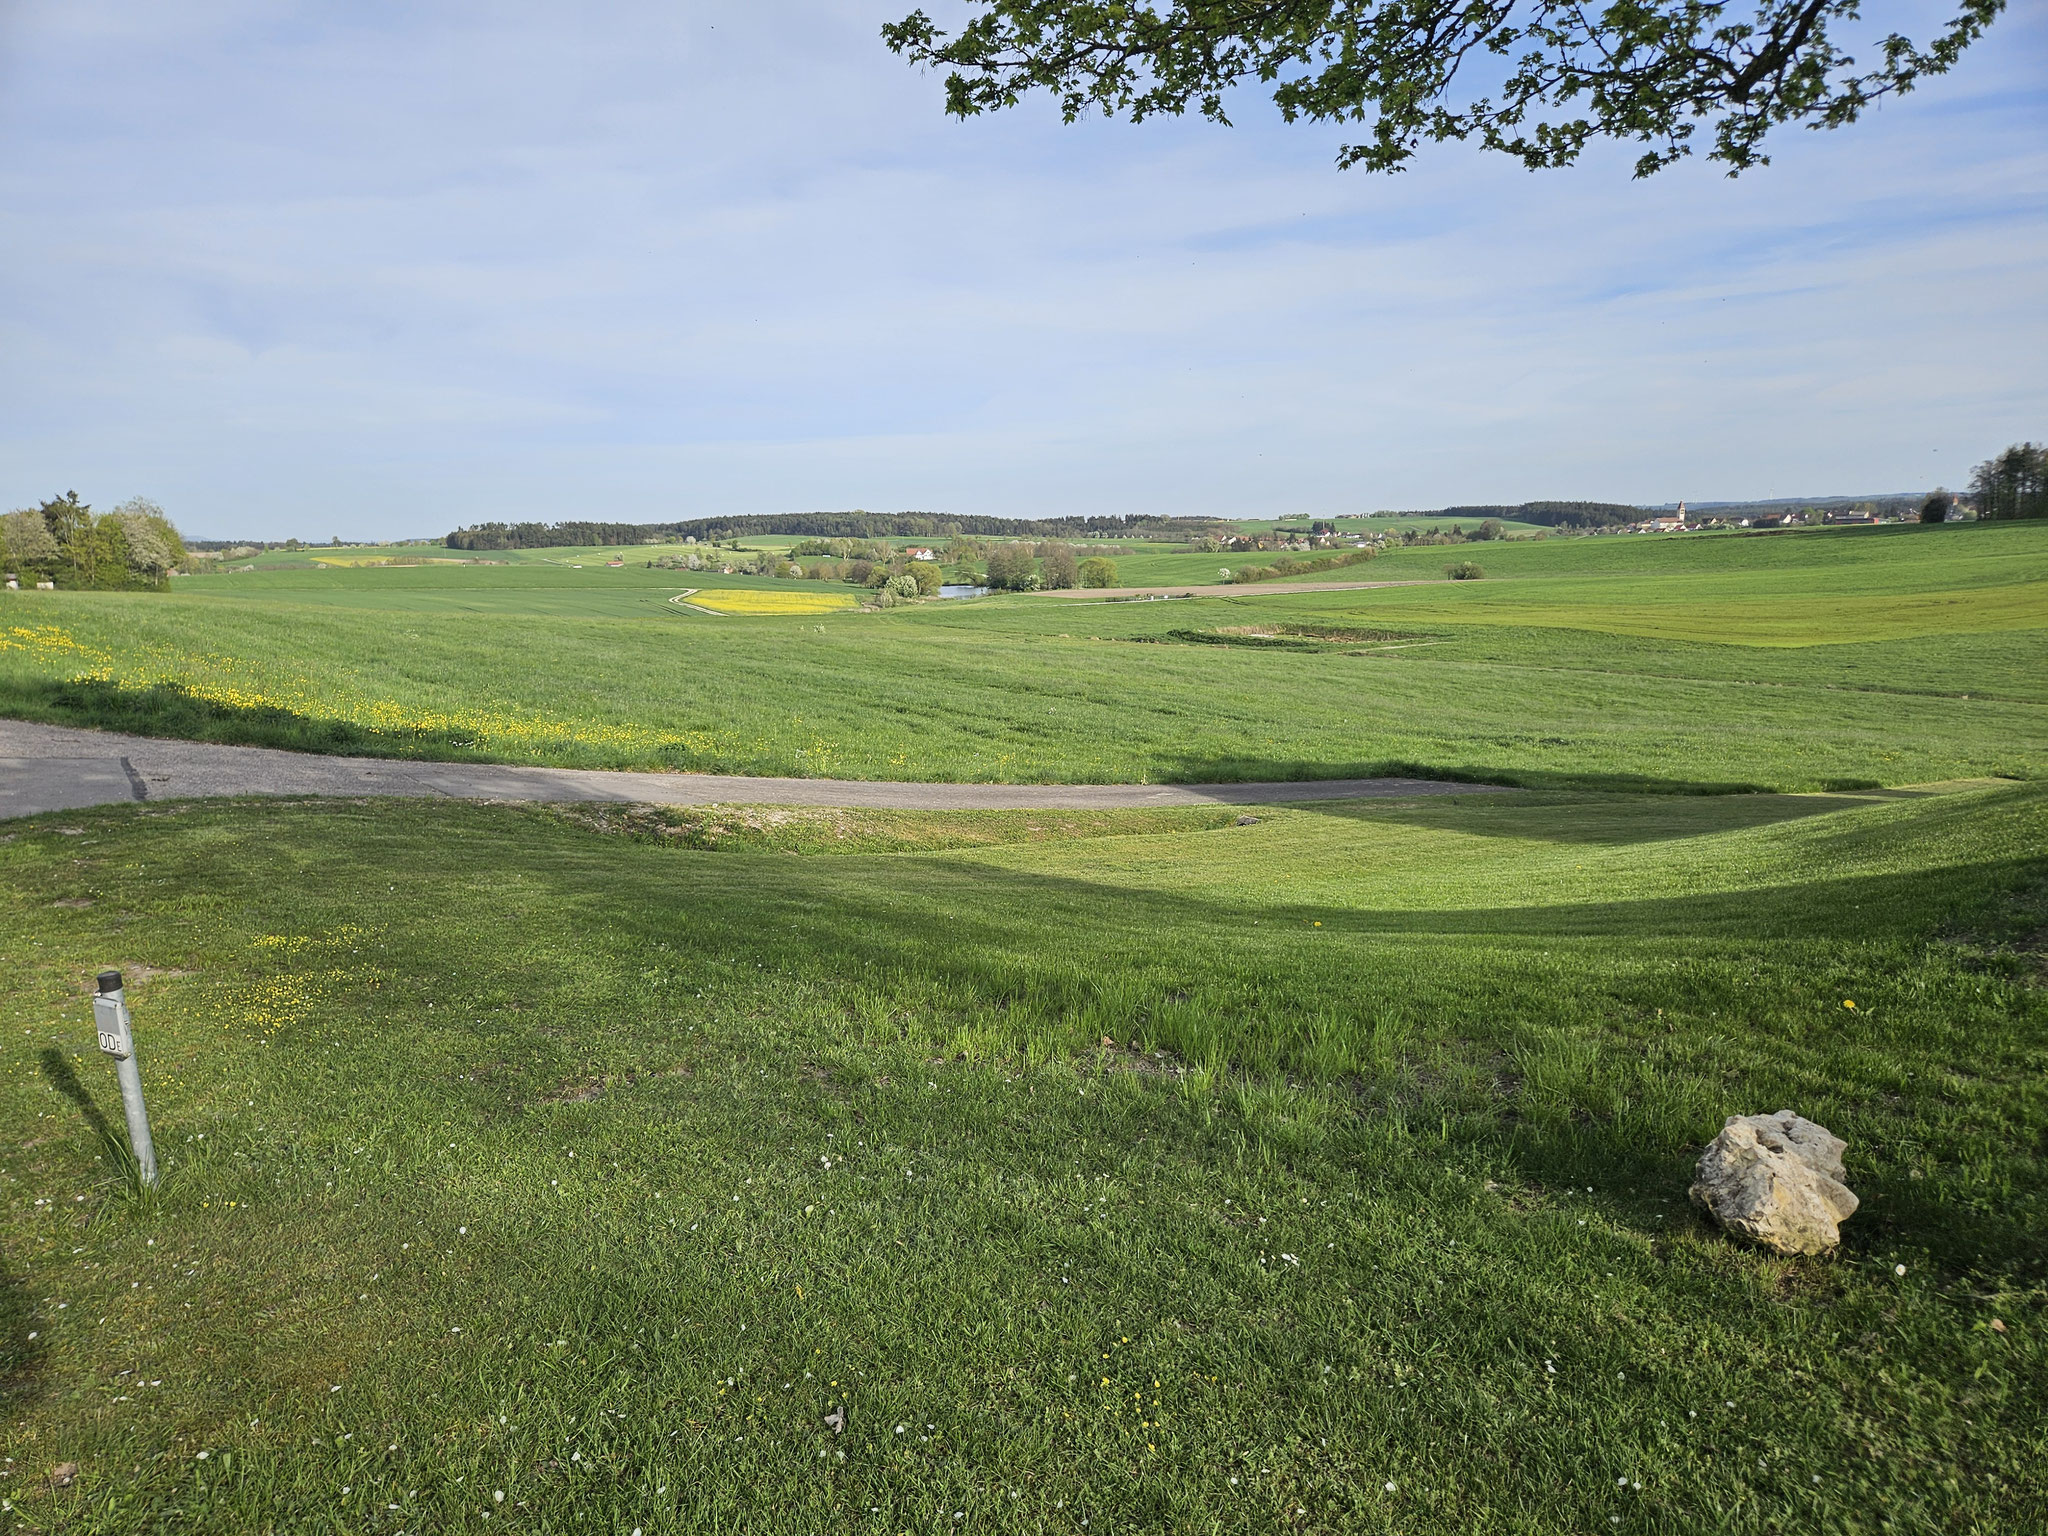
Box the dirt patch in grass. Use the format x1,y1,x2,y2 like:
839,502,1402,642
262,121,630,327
1219,622,1439,643
547,801,1243,854
1084,1037,1190,1079
1128,623,1443,652
542,1071,633,1103
66,962,194,993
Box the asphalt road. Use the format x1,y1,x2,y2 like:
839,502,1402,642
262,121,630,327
0,720,1508,820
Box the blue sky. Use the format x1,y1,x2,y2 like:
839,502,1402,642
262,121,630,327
2,1,2043,540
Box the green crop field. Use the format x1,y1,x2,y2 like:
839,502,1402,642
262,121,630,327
4,516,2046,1532
3,521,2043,790
5,782,2044,1533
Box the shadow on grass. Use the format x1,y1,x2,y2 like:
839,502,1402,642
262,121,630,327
0,677,485,761
1243,861,2044,939
1155,753,1782,796
39,1047,123,1164
1293,787,1937,846
3,679,1826,795
0,1258,41,1413
520,798,2043,1271
0,1051,109,1415
101,788,2046,1280
38,1048,164,1204
1479,1112,2045,1279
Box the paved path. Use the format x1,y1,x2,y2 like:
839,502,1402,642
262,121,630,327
0,720,1507,820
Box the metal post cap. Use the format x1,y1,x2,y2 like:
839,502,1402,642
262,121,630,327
96,970,123,993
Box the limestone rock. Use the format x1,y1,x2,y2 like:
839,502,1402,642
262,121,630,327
1688,1110,1858,1256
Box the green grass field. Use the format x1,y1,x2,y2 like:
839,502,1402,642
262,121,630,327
249,535,1353,592
5,516,2046,1532
5,781,2044,1533
4,522,2043,791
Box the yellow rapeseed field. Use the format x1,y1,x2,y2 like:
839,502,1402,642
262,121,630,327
683,588,860,616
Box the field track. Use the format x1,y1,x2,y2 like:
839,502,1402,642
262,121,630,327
0,719,1510,818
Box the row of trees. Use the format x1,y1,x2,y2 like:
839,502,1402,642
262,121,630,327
3,492,187,589
823,557,943,594
785,538,1121,594
983,542,1118,590
1967,442,2047,521
1440,501,1641,529
788,537,897,562
449,512,1223,550
1230,545,1379,584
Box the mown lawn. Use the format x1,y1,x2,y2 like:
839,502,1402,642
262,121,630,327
3,784,2043,1533
2,522,2043,791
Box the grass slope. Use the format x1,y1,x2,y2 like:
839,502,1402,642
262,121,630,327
2,523,2042,792
3,785,2043,1532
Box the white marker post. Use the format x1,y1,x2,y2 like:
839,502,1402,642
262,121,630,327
93,969,159,1187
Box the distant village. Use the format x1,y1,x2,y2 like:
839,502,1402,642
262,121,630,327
1349,491,1970,539
1216,496,1960,557
1603,500,1944,534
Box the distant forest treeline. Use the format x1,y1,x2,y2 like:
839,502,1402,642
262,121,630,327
446,512,1225,549
1437,501,1645,529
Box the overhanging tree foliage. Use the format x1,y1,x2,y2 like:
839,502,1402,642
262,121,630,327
883,0,2004,176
